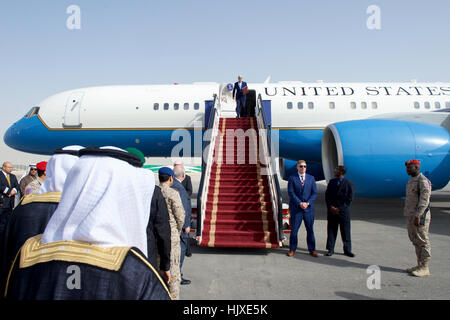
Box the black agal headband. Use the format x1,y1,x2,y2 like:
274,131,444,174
78,146,144,168
53,148,81,156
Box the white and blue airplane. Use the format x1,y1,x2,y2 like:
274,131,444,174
4,80,450,197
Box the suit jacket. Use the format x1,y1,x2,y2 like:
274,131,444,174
181,174,193,197
325,177,354,216
233,81,248,99
147,186,171,272
288,173,317,214
171,179,192,231
0,171,19,209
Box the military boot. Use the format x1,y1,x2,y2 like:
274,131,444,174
406,259,421,273
406,265,420,273
411,260,430,277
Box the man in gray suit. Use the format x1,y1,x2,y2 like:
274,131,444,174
171,163,192,285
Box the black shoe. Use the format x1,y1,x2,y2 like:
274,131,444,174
344,251,355,258
181,278,191,285
186,252,192,257
325,251,334,256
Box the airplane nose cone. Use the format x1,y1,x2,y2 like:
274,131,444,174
3,123,18,148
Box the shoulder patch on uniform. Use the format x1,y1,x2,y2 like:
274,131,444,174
19,234,131,271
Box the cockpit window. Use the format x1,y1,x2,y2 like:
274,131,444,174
24,107,40,119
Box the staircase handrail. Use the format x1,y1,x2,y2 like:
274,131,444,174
196,94,220,242
255,94,284,243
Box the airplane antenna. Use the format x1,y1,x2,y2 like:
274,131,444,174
264,76,271,84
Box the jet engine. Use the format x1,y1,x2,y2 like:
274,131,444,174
321,119,450,197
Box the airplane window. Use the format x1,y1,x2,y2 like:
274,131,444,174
435,102,441,109
350,102,356,109
446,102,450,108
308,102,314,109
361,102,367,109
164,103,169,110
287,102,293,109
24,106,40,119
297,102,303,109
174,103,179,110
329,102,335,109
154,103,159,110
414,102,420,109
194,103,200,110
184,103,189,110
371,102,378,109
424,102,431,109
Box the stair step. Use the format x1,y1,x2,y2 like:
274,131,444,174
208,186,270,193
207,230,278,244
205,193,271,201
211,168,258,173
204,209,273,218
203,219,275,231
209,172,259,178
200,240,279,248
205,201,272,211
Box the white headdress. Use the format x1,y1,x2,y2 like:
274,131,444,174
42,146,155,255
38,145,84,194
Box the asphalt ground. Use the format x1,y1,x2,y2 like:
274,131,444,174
179,172,450,300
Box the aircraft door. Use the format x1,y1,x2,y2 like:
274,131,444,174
262,100,272,126
63,91,84,128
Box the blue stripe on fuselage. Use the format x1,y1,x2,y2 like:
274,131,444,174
4,116,324,162
4,116,202,156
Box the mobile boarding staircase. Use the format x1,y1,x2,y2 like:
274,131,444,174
196,94,283,248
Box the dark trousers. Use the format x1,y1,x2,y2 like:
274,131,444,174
180,232,188,274
236,96,246,117
289,210,316,252
0,208,12,237
326,213,352,253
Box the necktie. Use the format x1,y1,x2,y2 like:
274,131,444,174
300,175,304,186
6,174,11,187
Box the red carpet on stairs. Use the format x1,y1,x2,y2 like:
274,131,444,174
200,117,279,248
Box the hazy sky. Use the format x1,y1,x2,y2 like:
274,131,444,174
1,0,450,164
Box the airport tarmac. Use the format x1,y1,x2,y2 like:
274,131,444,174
179,172,450,300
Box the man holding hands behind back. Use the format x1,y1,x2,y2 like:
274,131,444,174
287,160,318,257
325,166,355,257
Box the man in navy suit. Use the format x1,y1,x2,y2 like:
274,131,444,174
325,165,355,257
0,162,19,236
287,160,318,257
172,163,192,285
232,75,247,118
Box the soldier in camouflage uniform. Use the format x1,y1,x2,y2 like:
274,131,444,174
158,167,185,300
404,159,432,277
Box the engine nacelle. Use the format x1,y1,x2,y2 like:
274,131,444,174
322,119,450,198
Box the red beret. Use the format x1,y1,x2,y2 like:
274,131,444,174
405,159,420,166
36,161,47,171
